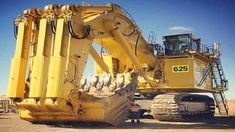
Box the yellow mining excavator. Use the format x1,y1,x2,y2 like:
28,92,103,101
7,3,228,126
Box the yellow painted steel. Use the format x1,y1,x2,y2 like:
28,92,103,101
19,85,135,125
7,3,227,125
111,27,148,79
83,10,157,70
165,58,194,88
90,46,109,73
171,65,189,73
7,16,33,99
46,17,92,98
45,18,67,98
94,54,127,75
29,18,53,98
164,56,212,91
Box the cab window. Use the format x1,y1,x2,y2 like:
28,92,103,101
164,34,190,55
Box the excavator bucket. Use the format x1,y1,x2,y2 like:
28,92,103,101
18,75,137,126
68,77,137,126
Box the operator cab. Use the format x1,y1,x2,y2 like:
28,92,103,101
163,33,202,56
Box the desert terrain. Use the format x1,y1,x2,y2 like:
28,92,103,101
223,100,235,115
0,100,234,132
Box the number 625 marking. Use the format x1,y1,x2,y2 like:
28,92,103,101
172,65,189,73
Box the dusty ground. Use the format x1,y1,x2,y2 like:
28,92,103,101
0,100,234,132
228,100,235,115
1,114,235,132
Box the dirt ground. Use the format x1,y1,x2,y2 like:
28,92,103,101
0,100,234,132
0,114,235,132
227,100,235,115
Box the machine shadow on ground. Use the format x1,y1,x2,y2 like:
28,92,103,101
48,116,235,129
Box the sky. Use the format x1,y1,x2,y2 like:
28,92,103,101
0,0,234,99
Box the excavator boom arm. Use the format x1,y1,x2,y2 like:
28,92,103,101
7,4,158,126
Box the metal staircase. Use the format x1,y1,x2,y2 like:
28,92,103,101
212,58,229,115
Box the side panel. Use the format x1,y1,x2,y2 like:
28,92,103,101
165,58,194,88
193,57,212,89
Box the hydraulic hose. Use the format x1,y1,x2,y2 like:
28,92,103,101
67,19,90,39
135,35,139,56
13,21,18,39
122,28,135,36
50,18,57,34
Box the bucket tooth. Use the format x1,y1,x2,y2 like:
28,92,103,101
80,77,87,89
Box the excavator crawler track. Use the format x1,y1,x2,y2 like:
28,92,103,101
151,93,215,121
